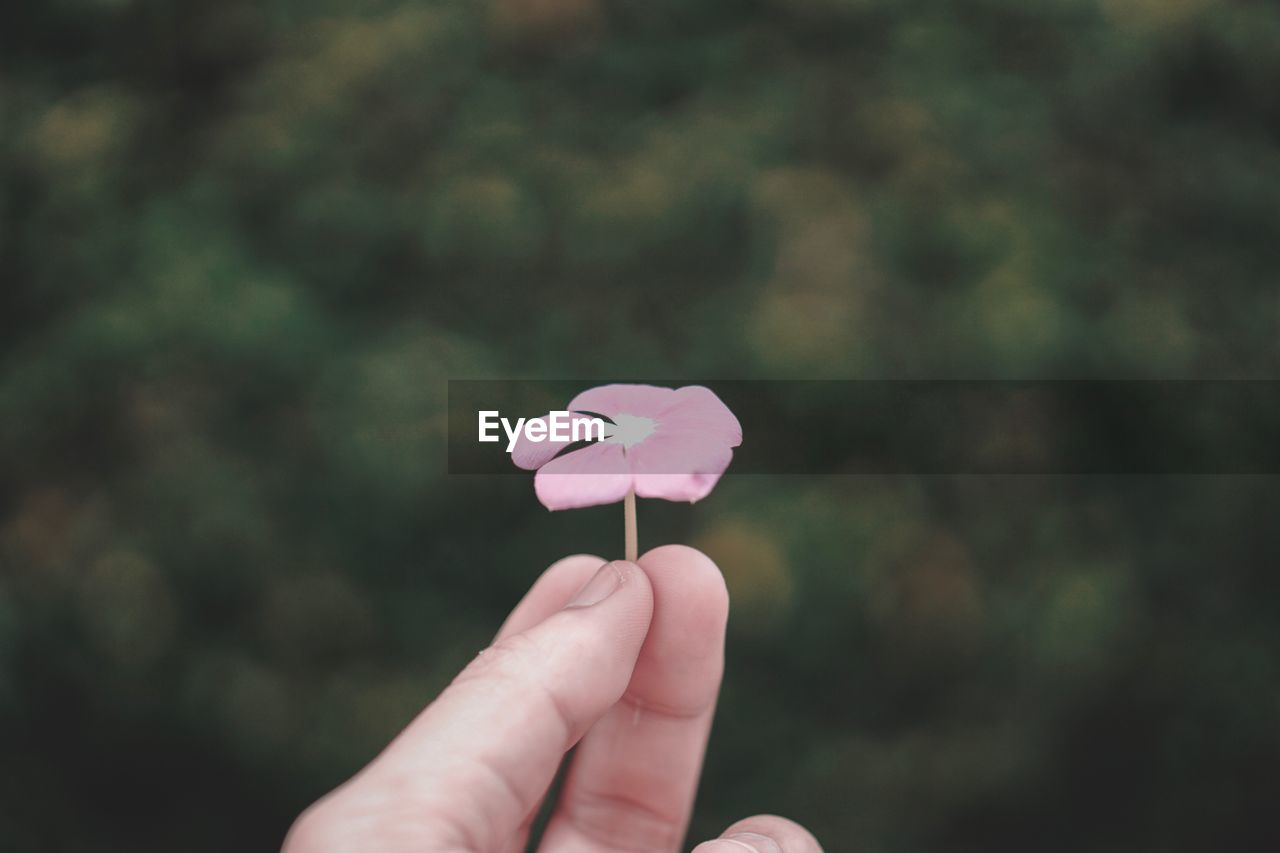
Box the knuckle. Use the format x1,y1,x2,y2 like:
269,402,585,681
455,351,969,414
561,787,685,851
454,632,543,687
449,632,579,741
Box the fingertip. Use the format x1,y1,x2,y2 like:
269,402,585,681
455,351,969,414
550,553,609,574
594,558,655,628
504,559,653,735
637,544,730,654
550,558,655,648
638,543,730,619
639,542,719,573
496,554,607,641
539,553,610,598
542,553,611,602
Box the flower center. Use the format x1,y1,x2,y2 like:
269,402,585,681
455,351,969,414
604,413,656,449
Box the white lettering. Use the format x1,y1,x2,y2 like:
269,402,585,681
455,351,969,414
548,411,570,442
524,418,547,445
478,411,500,442
483,411,608,453
573,416,606,443
502,417,526,453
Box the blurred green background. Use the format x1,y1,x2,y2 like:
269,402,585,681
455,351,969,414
3,0,1279,850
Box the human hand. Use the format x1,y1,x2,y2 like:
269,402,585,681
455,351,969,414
282,545,821,852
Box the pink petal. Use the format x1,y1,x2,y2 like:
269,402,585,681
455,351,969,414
656,386,743,447
534,442,634,510
632,471,726,503
627,430,735,503
510,412,605,470
567,384,679,419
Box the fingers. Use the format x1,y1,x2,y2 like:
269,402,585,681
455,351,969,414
540,545,729,852
692,815,824,853
288,558,653,853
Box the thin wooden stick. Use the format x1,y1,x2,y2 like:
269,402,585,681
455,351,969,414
624,489,638,563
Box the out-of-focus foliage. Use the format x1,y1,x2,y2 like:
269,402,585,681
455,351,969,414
2,0,1278,851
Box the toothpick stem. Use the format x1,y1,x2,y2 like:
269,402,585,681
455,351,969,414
624,489,638,563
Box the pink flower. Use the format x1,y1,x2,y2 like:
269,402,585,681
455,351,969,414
511,384,742,510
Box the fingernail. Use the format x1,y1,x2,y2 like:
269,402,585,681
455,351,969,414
723,832,782,853
566,562,625,608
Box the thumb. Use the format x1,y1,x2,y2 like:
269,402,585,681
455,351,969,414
285,560,653,853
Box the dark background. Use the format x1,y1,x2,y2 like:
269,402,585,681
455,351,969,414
3,1,1279,851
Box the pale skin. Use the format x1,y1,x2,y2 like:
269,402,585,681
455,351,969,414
283,545,823,853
